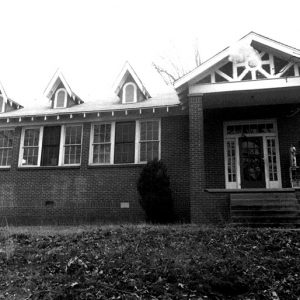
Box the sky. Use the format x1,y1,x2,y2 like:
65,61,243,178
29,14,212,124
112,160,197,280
0,0,300,104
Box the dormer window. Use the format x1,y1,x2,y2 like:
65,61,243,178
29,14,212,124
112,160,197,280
54,88,67,108
122,82,137,104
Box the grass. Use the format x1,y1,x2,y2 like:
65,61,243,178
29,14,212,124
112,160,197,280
0,224,299,299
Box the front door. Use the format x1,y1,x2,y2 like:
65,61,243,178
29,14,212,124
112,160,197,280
239,136,266,188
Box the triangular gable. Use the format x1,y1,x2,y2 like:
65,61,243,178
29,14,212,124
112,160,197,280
0,81,23,111
174,32,300,90
113,61,151,99
44,69,84,104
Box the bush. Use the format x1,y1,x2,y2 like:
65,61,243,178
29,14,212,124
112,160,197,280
137,159,174,223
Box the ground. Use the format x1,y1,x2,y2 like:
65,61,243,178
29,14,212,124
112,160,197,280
0,225,299,300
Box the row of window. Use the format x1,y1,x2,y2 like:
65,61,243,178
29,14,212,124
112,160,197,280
0,119,160,167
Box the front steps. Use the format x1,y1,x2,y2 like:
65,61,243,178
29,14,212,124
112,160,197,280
230,192,300,227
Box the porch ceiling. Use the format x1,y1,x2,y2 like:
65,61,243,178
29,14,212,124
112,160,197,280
202,86,300,109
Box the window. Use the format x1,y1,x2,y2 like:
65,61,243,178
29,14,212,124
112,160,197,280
122,82,137,103
22,128,41,166
64,125,83,165
0,129,14,167
139,120,160,162
89,119,160,165
54,88,67,108
114,121,136,163
41,126,61,166
91,123,112,164
19,125,82,167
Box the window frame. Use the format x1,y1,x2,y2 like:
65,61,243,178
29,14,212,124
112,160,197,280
0,128,14,168
89,119,161,165
19,124,83,167
122,82,137,104
54,88,68,108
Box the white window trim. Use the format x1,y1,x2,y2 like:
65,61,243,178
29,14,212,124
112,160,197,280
60,125,83,166
89,119,161,165
0,128,14,168
54,88,68,108
223,119,282,189
122,82,137,104
19,124,83,167
137,119,161,163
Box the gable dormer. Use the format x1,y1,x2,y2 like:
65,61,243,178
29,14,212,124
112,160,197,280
44,70,84,109
114,62,151,104
0,81,23,113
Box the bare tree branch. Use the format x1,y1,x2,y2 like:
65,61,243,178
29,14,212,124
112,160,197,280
152,62,177,85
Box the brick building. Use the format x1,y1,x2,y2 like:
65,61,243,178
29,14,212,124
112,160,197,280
1,32,300,225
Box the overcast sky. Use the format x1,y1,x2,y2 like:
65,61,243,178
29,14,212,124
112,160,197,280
0,0,299,104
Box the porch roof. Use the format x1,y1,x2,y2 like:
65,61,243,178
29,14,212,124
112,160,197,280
201,85,300,109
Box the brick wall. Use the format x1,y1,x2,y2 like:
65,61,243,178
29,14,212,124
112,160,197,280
0,114,190,225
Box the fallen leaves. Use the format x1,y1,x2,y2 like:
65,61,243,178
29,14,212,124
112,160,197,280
0,225,299,299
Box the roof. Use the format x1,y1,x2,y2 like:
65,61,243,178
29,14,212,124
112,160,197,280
0,92,179,119
174,31,300,90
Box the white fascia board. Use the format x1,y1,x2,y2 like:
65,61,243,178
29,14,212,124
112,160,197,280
113,61,150,97
189,77,300,95
247,32,300,58
174,48,230,89
0,81,8,103
44,69,73,99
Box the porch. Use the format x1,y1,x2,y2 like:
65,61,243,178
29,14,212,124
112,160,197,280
188,90,300,224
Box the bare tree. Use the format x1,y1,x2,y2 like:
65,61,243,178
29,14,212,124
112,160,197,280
153,39,201,85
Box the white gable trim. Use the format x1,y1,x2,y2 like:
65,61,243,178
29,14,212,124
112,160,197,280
0,81,8,104
44,69,73,99
174,32,300,90
113,61,150,98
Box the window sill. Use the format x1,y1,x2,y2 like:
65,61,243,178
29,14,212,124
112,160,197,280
88,163,146,169
0,167,11,171
18,165,81,171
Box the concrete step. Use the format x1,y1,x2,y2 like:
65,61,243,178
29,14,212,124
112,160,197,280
231,192,297,200
231,210,298,217
231,204,299,210
231,215,300,223
231,200,298,206
230,192,300,227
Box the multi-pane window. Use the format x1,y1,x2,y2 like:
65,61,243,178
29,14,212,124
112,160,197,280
89,120,161,165
20,125,82,167
0,129,13,167
139,120,160,162
22,128,40,166
41,126,61,166
226,140,236,182
92,124,111,164
64,125,83,165
267,137,278,181
114,122,135,164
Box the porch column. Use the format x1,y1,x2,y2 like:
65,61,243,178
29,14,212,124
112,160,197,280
189,94,207,223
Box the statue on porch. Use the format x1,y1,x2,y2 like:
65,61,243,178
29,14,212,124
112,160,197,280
289,145,297,168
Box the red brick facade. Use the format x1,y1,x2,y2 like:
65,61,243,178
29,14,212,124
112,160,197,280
0,113,190,225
